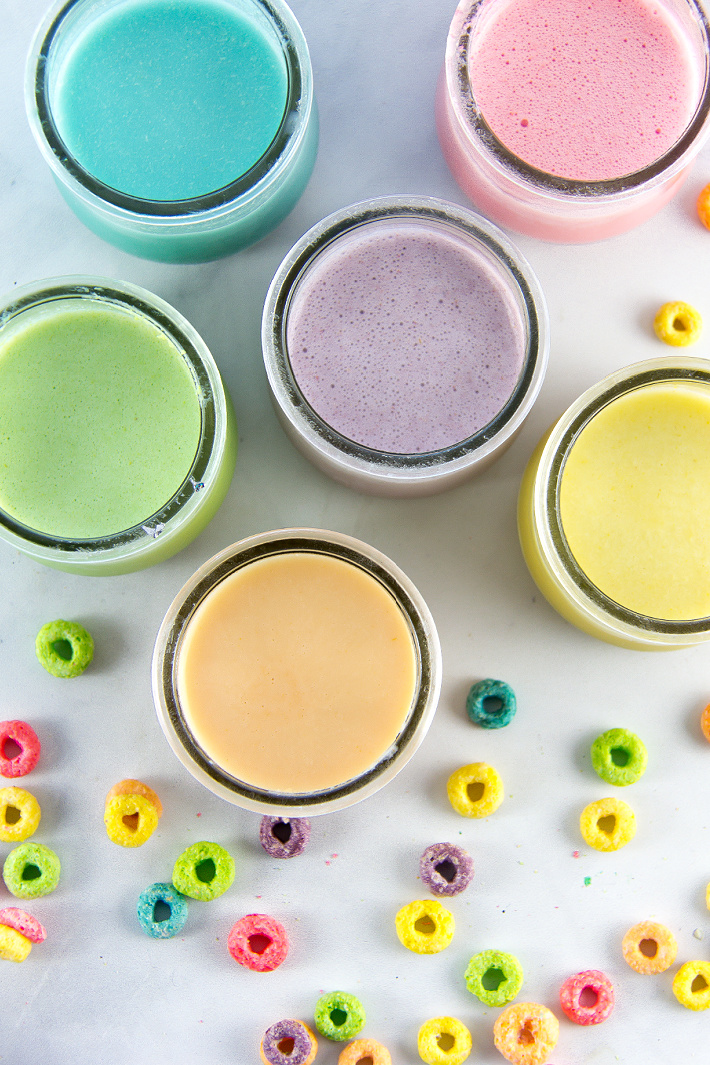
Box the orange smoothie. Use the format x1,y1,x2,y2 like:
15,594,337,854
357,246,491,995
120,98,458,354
175,552,419,793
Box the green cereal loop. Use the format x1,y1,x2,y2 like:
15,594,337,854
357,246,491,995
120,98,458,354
35,620,94,678
590,728,647,786
3,842,60,899
464,949,523,1007
466,679,516,729
314,991,366,1041
172,840,234,900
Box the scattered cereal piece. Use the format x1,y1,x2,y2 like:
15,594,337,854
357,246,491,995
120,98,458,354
493,1002,559,1065
0,721,41,778
622,920,677,974
0,787,41,842
259,816,311,858
465,949,523,1007
35,619,94,678
697,182,710,229
701,702,710,743
673,960,710,1010
104,791,160,848
590,728,647,786
653,301,702,346
417,1016,472,1065
466,678,516,729
447,762,503,818
0,907,46,961
559,970,614,1025
339,1038,392,1065
395,899,455,954
694,928,704,941
136,882,188,939
228,913,288,972
106,779,163,818
260,1019,318,1065
172,841,234,900
314,991,366,1042
3,842,60,899
419,842,473,897
579,797,635,851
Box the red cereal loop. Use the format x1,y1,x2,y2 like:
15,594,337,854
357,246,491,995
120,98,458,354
228,913,288,972
559,970,614,1025
0,721,41,778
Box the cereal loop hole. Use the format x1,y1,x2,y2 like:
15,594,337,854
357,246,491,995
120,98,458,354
597,814,616,834
482,695,504,715
415,915,436,935
22,863,41,881
5,805,21,825
518,1023,534,1046
2,738,22,761
437,1033,455,1052
248,933,272,954
579,986,599,1008
357,1058,374,1065
692,974,708,993
51,639,74,661
640,938,658,958
610,746,629,767
277,1038,295,1055
673,315,688,332
435,859,457,883
153,899,172,923
467,781,485,802
272,821,292,844
122,813,140,832
330,1009,348,1027
482,967,505,991
195,858,216,883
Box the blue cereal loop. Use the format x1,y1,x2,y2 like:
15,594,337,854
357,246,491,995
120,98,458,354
137,882,188,938
466,678,516,729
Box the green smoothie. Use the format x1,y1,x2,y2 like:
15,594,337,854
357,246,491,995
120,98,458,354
0,300,202,539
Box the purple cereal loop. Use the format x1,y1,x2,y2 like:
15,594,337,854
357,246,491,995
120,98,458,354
261,1019,314,1065
259,816,311,858
419,842,474,896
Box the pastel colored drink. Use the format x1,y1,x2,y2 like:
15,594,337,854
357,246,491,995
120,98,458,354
0,278,236,575
437,0,710,241
263,197,549,495
153,530,442,814
518,359,710,649
27,0,318,261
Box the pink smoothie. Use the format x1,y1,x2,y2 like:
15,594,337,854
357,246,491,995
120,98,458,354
468,0,700,182
285,219,526,455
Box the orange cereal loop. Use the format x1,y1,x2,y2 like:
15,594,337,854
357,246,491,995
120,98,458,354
493,1002,559,1065
104,793,159,847
700,703,710,743
0,787,41,843
339,1038,392,1065
653,301,702,346
579,797,635,852
417,1016,472,1065
673,960,710,1010
447,762,503,818
622,920,677,975
105,779,162,819
697,182,710,229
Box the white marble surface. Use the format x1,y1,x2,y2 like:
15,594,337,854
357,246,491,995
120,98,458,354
3,2,710,1062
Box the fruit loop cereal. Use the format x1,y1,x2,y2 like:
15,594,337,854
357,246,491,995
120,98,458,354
35,619,94,678
136,882,188,939
697,182,710,229
228,913,288,972
0,907,46,962
260,1019,318,1065
106,778,163,816
338,1038,392,1065
493,1003,559,1065
417,1016,472,1065
579,797,636,851
464,949,523,1007
172,841,235,901
590,727,647,786
419,842,474,897
621,920,677,974
701,702,710,743
466,678,516,729
559,969,614,1025
104,793,160,847
0,720,40,778
653,301,702,346
259,816,311,858
314,991,366,1041
395,899,455,954
447,762,503,818
3,841,60,899
672,960,710,1010
0,786,41,842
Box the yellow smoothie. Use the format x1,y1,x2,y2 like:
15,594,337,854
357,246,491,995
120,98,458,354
559,382,710,621
175,551,418,793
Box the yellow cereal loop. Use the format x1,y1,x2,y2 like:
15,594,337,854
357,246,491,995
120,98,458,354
621,920,677,975
447,762,503,818
104,793,159,847
396,899,455,954
579,797,635,852
653,301,702,346
0,924,33,962
0,787,41,843
417,1016,472,1065
673,960,710,1010
493,1002,559,1065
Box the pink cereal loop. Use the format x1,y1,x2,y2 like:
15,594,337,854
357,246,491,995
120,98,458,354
0,721,41,778
559,970,614,1025
228,913,289,972
0,906,46,943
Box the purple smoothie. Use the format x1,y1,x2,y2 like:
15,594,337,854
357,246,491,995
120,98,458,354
285,218,526,454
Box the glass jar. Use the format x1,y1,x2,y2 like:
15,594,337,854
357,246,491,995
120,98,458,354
152,528,442,815
262,196,548,496
518,358,710,649
26,0,318,262
436,0,710,242
0,277,236,575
